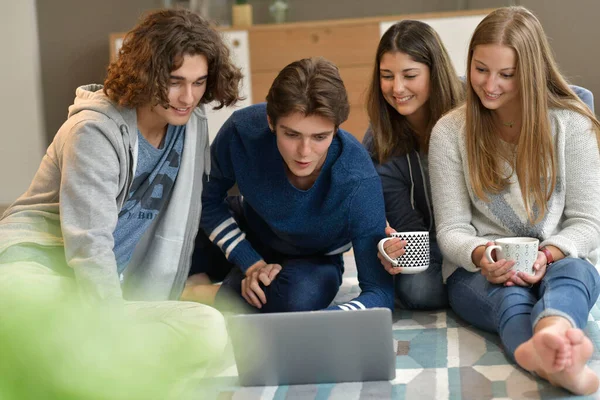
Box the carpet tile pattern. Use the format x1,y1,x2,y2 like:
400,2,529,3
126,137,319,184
197,256,600,399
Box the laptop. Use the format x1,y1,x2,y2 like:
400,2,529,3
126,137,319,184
227,308,396,386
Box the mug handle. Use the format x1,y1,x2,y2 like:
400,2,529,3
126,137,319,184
485,245,503,263
377,237,399,267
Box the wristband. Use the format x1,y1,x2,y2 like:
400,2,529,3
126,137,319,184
539,246,554,265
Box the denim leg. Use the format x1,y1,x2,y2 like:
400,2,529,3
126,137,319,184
213,266,257,314
214,255,344,314
531,258,600,329
261,256,343,313
189,227,233,282
395,240,448,310
448,268,537,360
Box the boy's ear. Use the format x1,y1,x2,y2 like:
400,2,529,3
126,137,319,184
267,115,275,132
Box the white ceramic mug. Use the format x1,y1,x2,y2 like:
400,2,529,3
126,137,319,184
485,237,539,275
377,231,429,274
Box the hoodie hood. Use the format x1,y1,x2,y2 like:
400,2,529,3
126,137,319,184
68,84,137,135
67,84,138,175
67,84,210,178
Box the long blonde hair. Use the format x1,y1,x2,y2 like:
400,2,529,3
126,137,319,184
366,20,464,163
466,6,600,222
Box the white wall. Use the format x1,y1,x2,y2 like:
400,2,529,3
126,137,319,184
0,1,45,205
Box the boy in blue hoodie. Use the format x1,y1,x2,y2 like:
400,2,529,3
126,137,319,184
185,57,394,313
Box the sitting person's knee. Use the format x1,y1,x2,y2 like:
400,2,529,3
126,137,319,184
182,302,228,356
395,276,448,310
263,270,340,312
395,285,448,310
265,295,333,312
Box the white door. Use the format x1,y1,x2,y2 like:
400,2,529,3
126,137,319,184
205,30,253,143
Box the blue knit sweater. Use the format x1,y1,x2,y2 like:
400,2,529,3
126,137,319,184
201,104,394,310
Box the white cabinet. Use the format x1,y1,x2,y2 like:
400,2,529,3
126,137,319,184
379,14,486,77
205,30,252,143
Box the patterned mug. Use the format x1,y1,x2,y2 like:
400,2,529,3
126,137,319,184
377,231,429,274
485,237,539,275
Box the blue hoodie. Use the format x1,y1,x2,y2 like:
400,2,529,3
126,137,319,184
201,103,394,311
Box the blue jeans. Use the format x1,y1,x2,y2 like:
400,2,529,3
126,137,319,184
191,196,344,313
394,239,448,310
447,258,600,360
215,255,343,313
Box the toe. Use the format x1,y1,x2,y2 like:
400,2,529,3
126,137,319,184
566,328,585,345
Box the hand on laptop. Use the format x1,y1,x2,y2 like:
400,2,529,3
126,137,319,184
242,260,282,308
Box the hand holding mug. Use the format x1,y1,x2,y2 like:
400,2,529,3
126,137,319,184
505,251,547,287
477,242,516,284
378,231,429,274
377,227,407,275
484,237,546,287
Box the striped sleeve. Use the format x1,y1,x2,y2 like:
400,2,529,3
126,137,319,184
200,118,263,272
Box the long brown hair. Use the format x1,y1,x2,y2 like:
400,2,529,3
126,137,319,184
104,9,242,110
366,20,464,163
465,6,600,222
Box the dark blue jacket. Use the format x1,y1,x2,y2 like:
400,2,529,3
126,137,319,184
362,128,435,238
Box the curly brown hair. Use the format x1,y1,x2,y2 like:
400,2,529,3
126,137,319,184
104,9,242,110
266,57,349,129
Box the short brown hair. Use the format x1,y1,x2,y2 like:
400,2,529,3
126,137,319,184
266,57,349,128
104,9,242,109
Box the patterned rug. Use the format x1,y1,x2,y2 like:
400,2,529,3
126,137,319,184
195,255,600,400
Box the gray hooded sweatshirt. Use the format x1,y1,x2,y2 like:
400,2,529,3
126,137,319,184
0,84,210,303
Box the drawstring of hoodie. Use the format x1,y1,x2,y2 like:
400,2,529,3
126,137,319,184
415,152,433,231
204,135,211,181
406,152,434,232
406,154,416,210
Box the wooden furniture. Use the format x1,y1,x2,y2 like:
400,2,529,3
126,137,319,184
110,9,491,142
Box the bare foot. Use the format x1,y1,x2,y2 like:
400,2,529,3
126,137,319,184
186,273,212,286
515,323,571,374
180,273,220,305
515,325,599,395
544,329,599,395
534,326,572,372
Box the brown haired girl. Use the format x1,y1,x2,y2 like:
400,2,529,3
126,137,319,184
363,20,464,309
